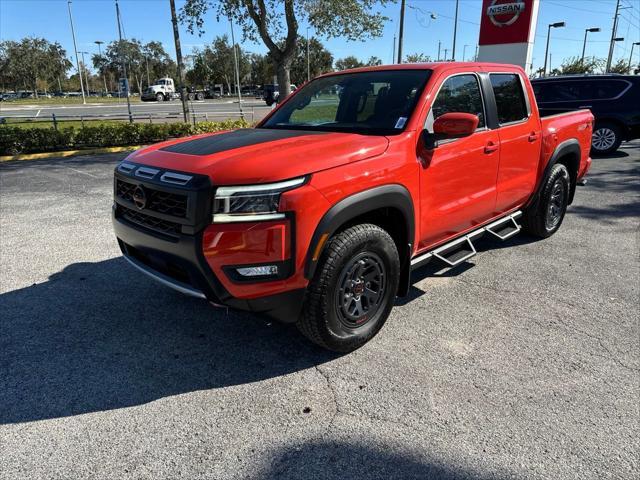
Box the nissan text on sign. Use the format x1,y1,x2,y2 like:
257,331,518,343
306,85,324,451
477,0,540,72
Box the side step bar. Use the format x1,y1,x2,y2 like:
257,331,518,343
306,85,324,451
410,211,523,270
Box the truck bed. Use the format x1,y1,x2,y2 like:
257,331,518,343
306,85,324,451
539,109,593,181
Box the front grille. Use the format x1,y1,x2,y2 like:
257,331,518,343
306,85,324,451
116,179,188,218
117,205,182,236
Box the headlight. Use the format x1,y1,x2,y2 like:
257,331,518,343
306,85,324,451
212,177,306,223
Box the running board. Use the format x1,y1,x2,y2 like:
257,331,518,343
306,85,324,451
410,211,522,270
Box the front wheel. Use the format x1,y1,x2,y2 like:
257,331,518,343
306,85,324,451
522,163,570,238
155,93,164,102
591,122,622,156
297,224,400,352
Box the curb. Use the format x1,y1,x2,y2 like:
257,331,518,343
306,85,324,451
0,145,145,162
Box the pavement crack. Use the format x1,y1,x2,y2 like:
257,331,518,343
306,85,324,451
314,365,340,434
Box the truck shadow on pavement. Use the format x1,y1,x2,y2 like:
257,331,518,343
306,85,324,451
260,440,506,480
0,257,337,425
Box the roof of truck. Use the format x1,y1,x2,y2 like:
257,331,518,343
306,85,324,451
318,62,525,78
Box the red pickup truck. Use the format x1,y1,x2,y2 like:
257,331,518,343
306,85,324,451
113,62,593,352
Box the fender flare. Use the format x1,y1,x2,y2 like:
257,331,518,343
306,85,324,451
304,184,415,283
529,138,581,208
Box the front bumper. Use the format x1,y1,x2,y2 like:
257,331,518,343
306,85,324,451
112,161,306,322
113,211,305,322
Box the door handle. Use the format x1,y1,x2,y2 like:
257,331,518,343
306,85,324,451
484,141,499,154
528,132,540,142
578,105,592,109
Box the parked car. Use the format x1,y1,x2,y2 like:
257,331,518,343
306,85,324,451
532,74,640,155
113,62,593,352
262,83,297,106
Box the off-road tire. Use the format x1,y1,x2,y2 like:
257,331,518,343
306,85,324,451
297,224,400,352
522,163,570,238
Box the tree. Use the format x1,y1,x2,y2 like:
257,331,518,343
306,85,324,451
335,56,364,70
405,52,431,63
366,56,383,66
180,0,393,99
609,58,631,74
557,56,603,74
249,53,273,85
0,38,71,95
185,36,251,93
288,36,333,84
95,39,176,94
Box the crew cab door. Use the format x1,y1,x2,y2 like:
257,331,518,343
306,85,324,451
417,72,500,249
486,72,541,212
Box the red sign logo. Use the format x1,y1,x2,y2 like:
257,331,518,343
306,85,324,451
479,0,534,45
487,0,525,27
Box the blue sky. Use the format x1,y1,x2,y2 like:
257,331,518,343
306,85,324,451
1,0,638,73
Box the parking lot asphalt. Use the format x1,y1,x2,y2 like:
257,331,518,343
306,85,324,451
0,142,638,480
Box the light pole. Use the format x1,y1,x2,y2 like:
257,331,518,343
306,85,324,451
229,17,243,119
451,0,459,60
543,22,565,77
397,0,405,63
606,0,631,72
462,44,469,61
115,0,133,123
629,42,640,71
443,48,448,61
169,0,189,123
437,41,441,62
94,40,108,95
608,37,625,70
79,51,91,95
581,28,600,64
306,27,310,82
67,0,86,104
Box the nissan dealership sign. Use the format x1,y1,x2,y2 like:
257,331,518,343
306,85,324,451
477,0,539,72
487,1,525,27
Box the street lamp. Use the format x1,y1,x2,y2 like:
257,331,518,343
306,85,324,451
609,37,625,70
543,22,565,77
462,44,470,61
581,27,600,63
67,0,86,104
79,51,91,95
629,42,640,71
94,40,108,95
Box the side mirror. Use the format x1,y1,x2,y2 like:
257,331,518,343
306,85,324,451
433,112,479,137
422,112,479,149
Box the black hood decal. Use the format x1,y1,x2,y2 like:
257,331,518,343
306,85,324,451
159,128,327,156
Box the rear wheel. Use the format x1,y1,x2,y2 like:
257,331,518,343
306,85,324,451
196,92,205,101
297,224,400,352
522,163,570,238
591,122,622,155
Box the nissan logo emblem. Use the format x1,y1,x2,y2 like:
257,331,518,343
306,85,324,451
132,185,147,210
486,0,525,27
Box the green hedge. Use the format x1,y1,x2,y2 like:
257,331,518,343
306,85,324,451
0,119,250,156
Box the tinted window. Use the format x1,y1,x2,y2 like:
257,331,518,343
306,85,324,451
429,74,485,128
591,80,628,99
263,69,431,135
490,74,528,124
532,79,628,103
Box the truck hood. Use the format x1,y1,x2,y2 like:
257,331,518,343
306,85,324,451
126,128,390,184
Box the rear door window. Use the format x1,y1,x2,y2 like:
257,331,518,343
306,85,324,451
490,74,529,124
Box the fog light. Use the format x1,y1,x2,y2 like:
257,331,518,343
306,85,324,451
236,265,278,277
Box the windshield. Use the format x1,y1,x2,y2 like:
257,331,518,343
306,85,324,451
261,69,432,135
